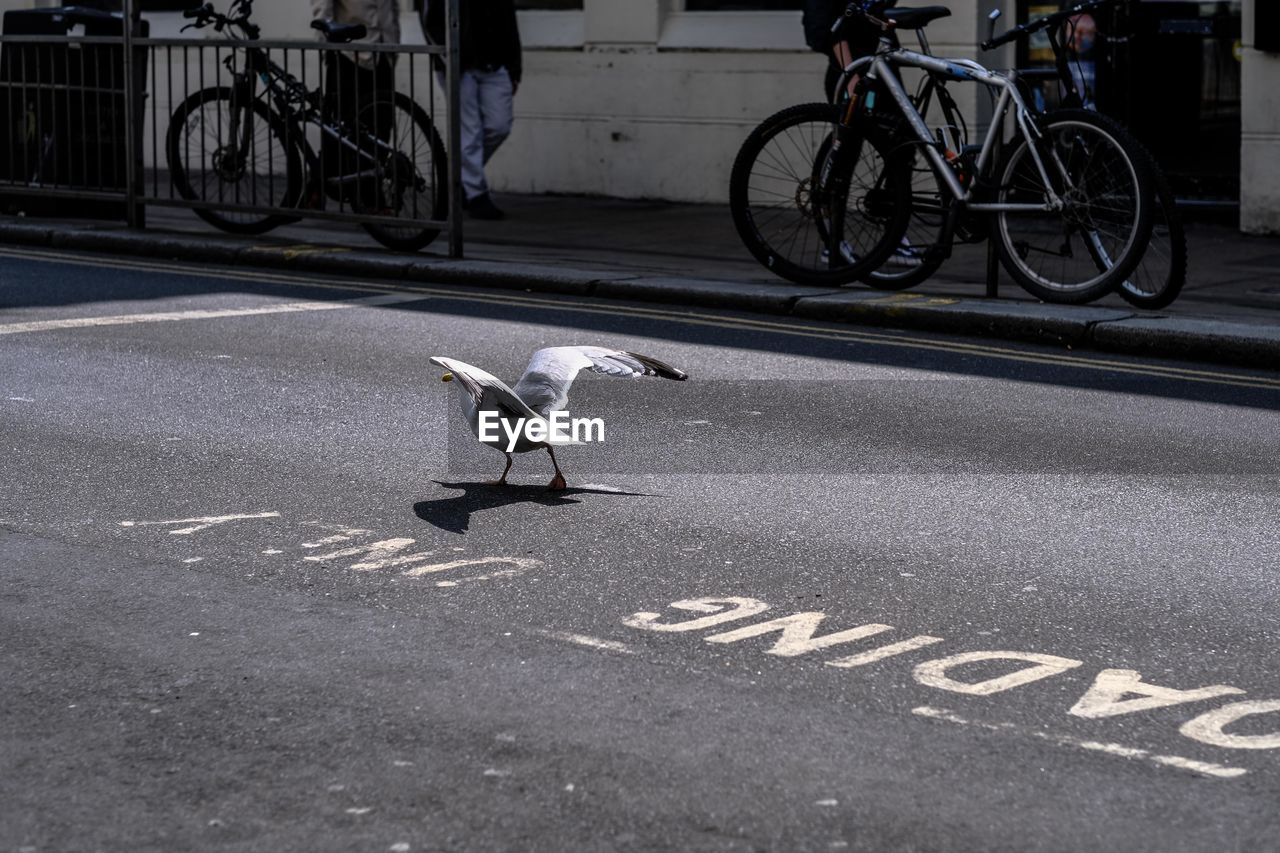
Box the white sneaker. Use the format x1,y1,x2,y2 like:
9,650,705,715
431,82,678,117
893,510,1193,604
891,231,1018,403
820,240,858,266
884,237,924,268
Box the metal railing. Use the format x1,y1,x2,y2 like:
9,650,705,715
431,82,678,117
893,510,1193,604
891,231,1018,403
0,0,463,257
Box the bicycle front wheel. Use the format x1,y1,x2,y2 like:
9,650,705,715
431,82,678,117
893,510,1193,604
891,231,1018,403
167,86,303,235
994,109,1154,304
862,151,950,291
352,92,449,252
729,103,912,285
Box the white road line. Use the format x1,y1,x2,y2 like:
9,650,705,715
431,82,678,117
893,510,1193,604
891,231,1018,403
912,706,1247,779
537,630,636,655
0,293,423,336
119,511,280,535
2,246,1276,392
1149,754,1249,777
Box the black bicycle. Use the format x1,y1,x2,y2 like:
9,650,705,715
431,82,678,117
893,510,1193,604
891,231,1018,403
166,0,448,251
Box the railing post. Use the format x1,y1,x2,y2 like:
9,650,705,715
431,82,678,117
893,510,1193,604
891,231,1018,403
121,0,141,228
445,0,463,258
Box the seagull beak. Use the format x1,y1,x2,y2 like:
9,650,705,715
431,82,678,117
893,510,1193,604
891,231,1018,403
441,372,454,383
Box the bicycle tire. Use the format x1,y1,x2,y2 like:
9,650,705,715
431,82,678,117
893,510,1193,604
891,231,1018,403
355,92,449,253
994,109,1155,304
1116,155,1187,310
806,126,947,291
861,82,962,291
729,103,912,286
167,86,303,236
862,160,949,290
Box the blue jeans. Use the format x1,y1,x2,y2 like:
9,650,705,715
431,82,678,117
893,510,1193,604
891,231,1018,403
440,67,514,201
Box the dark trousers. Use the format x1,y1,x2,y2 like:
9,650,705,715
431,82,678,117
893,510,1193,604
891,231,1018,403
825,57,841,103
322,54,395,203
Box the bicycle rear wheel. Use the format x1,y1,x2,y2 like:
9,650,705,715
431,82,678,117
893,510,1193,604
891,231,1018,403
994,109,1154,304
729,103,912,285
167,86,303,235
1116,159,1186,310
352,92,449,252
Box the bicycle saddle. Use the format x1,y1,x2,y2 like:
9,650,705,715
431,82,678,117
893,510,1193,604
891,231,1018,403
311,19,368,43
884,6,952,29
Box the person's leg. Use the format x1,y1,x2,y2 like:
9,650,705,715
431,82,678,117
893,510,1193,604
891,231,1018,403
442,70,488,202
321,55,349,189
831,41,861,101
370,56,394,139
456,68,514,219
824,56,841,104
348,59,386,210
475,68,515,164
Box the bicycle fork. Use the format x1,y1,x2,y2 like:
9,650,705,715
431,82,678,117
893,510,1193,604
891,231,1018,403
817,121,862,270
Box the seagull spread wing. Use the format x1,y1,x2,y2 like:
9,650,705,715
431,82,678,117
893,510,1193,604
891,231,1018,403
512,346,688,415
429,356,540,421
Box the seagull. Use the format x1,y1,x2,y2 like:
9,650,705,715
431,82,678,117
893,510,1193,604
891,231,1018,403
430,346,688,490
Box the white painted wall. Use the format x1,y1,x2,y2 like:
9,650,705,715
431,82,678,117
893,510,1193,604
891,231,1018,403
487,0,1004,203
1241,0,1280,234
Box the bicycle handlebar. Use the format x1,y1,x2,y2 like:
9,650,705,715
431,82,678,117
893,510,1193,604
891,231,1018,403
981,0,1116,51
180,0,260,39
831,0,894,37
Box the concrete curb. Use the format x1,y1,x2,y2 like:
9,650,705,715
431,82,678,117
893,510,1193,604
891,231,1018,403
790,290,1134,347
2,222,1277,371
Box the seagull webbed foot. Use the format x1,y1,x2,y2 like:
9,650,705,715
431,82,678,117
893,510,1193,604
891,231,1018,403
546,446,568,491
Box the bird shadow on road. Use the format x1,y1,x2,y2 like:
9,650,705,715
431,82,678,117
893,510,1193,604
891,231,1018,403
414,480,655,534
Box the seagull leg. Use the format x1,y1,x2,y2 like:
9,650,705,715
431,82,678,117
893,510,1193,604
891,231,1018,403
489,453,513,486
546,446,568,491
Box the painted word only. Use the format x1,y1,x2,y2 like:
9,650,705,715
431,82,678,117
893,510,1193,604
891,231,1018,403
623,597,1280,752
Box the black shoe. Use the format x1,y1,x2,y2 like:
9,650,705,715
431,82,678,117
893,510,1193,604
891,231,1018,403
468,193,505,221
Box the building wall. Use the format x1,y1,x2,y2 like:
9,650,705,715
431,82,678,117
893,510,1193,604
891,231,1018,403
9,0,1276,235
105,0,1007,204
0,0,1016,203
1241,0,1280,234
493,0,1008,203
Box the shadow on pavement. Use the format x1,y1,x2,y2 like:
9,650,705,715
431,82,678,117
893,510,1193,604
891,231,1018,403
2,249,1277,411
414,480,654,534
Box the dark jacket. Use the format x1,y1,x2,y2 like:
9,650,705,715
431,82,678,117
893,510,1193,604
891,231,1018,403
423,0,522,85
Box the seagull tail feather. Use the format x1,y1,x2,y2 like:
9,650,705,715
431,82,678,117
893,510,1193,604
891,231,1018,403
625,352,688,381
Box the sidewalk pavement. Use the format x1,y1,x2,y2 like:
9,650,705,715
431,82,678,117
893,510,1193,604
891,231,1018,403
2,193,1278,369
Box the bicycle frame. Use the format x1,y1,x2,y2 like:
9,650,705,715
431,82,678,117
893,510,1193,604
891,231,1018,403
226,47,398,178
836,45,1066,215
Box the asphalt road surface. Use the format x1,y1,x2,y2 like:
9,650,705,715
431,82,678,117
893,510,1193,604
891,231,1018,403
3,246,1279,853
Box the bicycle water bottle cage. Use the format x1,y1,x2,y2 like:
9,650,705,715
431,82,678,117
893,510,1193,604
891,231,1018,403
310,19,368,43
